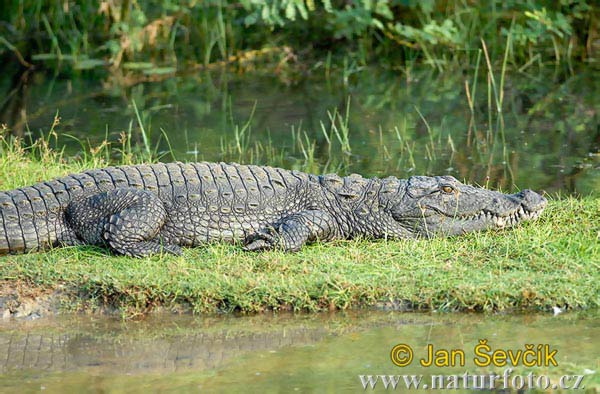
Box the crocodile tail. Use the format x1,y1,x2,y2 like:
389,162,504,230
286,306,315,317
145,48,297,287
0,210,7,255
0,191,45,255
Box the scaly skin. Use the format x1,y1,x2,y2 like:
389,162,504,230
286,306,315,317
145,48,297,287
0,162,547,257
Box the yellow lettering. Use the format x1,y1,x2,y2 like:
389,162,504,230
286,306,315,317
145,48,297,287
474,339,491,367
492,349,507,367
522,344,537,367
435,350,449,367
544,345,558,367
420,344,434,367
507,349,521,366
451,349,465,367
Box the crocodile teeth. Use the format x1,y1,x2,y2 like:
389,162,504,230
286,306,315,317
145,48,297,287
460,207,541,225
495,216,506,228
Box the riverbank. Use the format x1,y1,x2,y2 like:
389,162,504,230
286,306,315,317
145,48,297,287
0,141,598,318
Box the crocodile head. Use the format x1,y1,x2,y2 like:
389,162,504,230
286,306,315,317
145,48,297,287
381,175,547,238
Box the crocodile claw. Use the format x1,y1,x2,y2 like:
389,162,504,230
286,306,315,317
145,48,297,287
243,238,272,251
243,230,280,251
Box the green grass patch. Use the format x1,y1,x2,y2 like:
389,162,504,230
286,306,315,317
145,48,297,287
0,137,598,315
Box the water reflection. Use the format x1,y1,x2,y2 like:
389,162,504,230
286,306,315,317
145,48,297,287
0,311,597,393
0,65,598,195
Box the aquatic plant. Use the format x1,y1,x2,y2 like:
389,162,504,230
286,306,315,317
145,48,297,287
0,0,596,74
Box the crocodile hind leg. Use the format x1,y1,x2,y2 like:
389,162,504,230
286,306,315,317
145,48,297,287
243,209,338,252
65,188,182,257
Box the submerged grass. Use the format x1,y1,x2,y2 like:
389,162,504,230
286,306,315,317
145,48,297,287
0,134,598,315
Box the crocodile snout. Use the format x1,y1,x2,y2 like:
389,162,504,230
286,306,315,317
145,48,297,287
513,189,547,213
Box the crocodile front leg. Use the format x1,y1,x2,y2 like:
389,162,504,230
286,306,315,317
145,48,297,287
65,188,182,257
243,209,339,252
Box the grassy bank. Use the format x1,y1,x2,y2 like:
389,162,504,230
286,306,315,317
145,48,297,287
0,137,598,316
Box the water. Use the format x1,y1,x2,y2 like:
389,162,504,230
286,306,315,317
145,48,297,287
0,311,597,393
1,65,598,195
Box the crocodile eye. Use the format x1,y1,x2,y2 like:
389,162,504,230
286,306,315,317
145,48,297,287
441,185,454,194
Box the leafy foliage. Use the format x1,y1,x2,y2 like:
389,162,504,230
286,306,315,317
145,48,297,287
0,0,597,73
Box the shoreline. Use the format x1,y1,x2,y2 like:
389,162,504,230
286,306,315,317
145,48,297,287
1,197,598,319
0,277,596,320
0,148,598,318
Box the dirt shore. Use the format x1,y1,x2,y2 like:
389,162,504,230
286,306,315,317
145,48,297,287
0,281,71,320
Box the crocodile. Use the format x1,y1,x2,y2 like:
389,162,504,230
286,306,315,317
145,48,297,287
0,162,547,257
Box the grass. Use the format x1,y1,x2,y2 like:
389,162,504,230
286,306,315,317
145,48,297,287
1,1,596,78
0,134,598,316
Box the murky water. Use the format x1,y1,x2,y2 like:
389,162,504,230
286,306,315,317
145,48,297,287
0,311,597,393
1,66,598,195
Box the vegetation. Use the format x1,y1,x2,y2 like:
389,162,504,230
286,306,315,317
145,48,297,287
0,134,597,315
0,0,598,75
0,5,597,392
0,1,597,316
